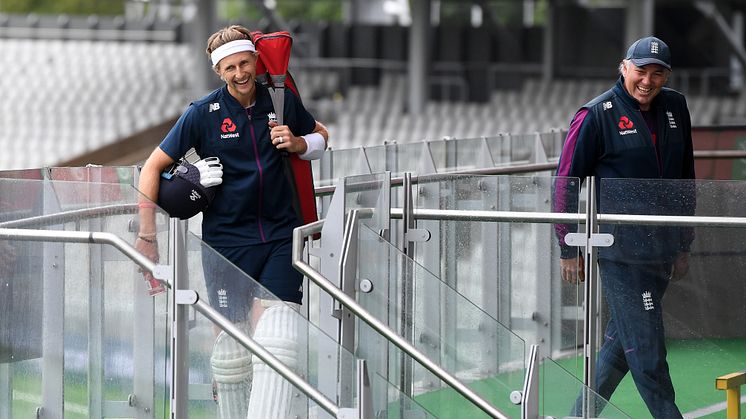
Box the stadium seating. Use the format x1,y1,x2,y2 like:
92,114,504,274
1,36,745,168
321,74,746,150
0,38,193,169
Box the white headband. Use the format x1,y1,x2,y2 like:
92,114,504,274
210,39,256,66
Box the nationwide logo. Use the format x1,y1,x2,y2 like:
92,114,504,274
220,117,239,139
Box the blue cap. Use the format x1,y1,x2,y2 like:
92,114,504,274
625,36,671,70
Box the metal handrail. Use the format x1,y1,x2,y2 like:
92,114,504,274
0,227,347,419
292,220,511,419
313,147,746,197
0,228,158,274
387,208,746,228
0,203,138,228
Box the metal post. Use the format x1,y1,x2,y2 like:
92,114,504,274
582,176,600,418
408,0,430,114
169,219,189,418
131,257,156,417
308,181,346,419
318,152,334,218
716,372,745,419
338,208,364,407
356,359,374,419
519,344,539,419
399,173,415,402
416,144,442,391
41,182,64,419
87,215,104,419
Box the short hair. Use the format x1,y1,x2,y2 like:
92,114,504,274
619,59,672,77
205,25,254,67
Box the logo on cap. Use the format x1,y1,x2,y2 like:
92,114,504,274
221,118,237,133
626,36,671,70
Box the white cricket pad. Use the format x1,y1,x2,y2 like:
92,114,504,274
211,327,252,419
246,303,306,419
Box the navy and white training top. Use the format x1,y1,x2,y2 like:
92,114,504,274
554,76,696,262
159,82,317,247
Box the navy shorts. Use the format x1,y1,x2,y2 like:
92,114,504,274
201,237,303,322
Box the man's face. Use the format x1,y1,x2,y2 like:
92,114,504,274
216,51,258,104
621,61,669,111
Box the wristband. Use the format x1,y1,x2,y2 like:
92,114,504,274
299,132,326,160
138,202,156,209
138,235,156,243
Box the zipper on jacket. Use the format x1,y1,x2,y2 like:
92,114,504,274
637,108,663,176
247,107,267,242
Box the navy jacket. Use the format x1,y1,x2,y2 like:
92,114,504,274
160,83,317,247
555,77,695,263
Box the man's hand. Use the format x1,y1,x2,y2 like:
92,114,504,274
135,235,165,296
670,252,689,281
560,255,585,284
269,121,306,154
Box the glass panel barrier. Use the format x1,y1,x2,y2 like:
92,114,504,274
314,147,373,188
46,166,139,191
343,172,390,233
184,231,435,418
362,142,434,180
427,138,495,174
537,130,567,163
0,168,45,181
0,178,171,418
596,178,746,417
313,132,564,189
307,125,746,187
356,223,525,418
541,358,630,418
371,372,438,419
412,175,584,360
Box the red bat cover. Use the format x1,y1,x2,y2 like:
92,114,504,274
252,31,319,229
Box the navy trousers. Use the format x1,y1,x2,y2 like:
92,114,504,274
573,260,682,419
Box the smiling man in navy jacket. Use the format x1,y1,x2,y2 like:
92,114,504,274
555,36,695,418
136,25,328,419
